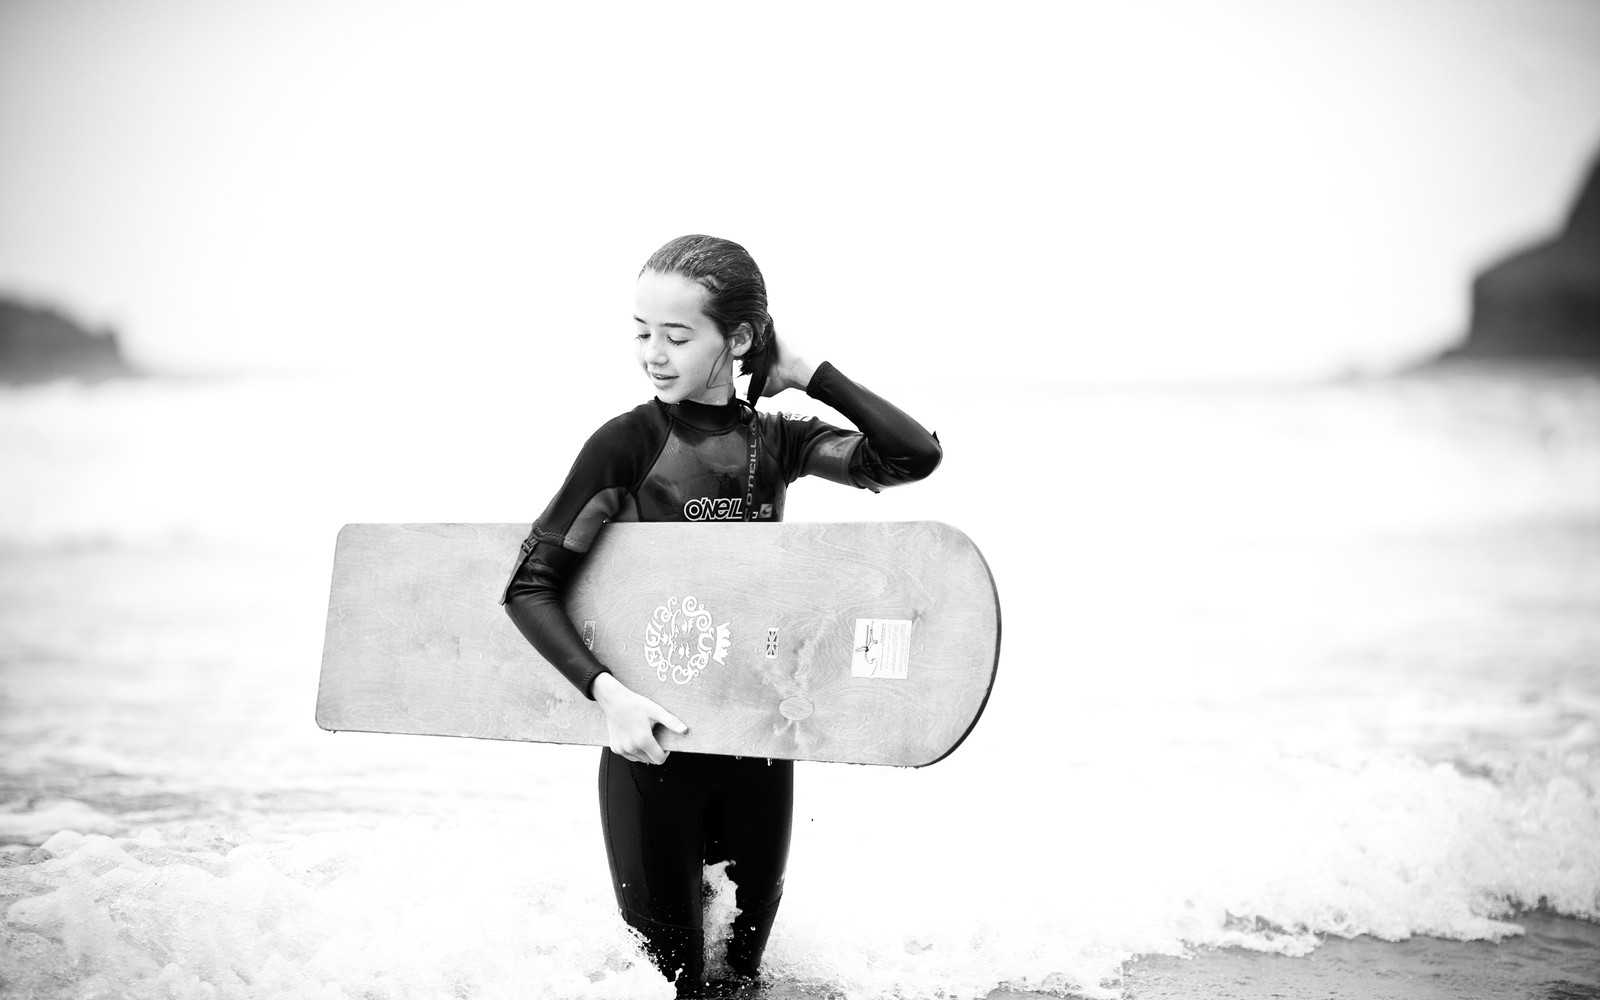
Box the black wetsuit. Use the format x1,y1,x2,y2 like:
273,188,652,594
501,362,940,992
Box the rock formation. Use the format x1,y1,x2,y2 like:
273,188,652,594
1443,152,1600,360
0,298,137,384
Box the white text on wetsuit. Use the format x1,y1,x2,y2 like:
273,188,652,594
683,497,744,521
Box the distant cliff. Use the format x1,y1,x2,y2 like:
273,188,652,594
1441,153,1600,361
0,298,137,384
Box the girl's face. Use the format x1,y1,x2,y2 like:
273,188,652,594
633,270,748,405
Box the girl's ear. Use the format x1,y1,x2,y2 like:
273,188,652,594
728,322,754,358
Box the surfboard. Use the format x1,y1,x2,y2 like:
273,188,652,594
316,521,999,766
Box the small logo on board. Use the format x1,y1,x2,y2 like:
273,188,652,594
644,595,732,685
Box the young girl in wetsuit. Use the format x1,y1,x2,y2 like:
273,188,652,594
501,235,941,996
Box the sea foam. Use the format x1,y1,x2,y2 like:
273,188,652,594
4,820,673,1000
1,742,1594,999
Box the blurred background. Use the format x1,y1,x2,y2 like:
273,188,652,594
2,0,1598,386
2,2,1598,998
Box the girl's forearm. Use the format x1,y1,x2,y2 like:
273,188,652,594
807,361,943,486
503,542,613,699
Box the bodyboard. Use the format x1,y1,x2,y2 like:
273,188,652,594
316,521,1000,766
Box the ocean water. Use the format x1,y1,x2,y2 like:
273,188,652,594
1,366,1597,998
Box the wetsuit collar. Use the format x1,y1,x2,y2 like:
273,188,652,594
663,396,745,432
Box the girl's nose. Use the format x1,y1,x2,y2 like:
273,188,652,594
643,336,668,364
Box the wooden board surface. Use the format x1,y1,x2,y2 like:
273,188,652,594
316,521,1000,766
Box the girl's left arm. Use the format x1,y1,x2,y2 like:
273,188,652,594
780,361,943,490
759,333,940,489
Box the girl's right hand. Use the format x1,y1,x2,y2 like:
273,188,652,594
591,672,688,765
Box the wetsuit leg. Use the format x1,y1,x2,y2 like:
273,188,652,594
599,751,795,992
599,748,707,993
705,757,794,979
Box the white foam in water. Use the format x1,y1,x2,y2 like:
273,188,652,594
1,370,1597,997
6,747,1592,1000
770,749,1599,997
702,861,741,982
0,800,121,843
5,820,674,1000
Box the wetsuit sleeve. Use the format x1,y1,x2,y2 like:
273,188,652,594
499,412,656,699
502,540,614,699
787,361,942,491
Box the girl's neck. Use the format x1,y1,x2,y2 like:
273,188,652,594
683,385,736,407
671,392,743,430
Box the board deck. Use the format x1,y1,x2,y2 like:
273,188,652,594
316,521,1000,766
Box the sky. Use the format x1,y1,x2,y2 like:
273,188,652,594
1,0,1597,386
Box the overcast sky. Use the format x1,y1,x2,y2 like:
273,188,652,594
2,0,1597,385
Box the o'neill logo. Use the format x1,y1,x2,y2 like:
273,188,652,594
644,595,732,685
684,497,740,521
682,497,775,520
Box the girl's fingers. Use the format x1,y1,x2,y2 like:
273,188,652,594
617,736,667,765
610,703,683,763
640,734,667,765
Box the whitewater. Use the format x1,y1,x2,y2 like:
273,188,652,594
1,365,1597,998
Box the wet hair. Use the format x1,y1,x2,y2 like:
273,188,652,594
641,235,773,379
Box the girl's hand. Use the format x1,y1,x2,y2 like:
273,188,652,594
591,672,688,765
756,329,819,397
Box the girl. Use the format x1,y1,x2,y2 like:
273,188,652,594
501,235,941,996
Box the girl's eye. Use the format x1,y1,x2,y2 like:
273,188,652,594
634,330,689,346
